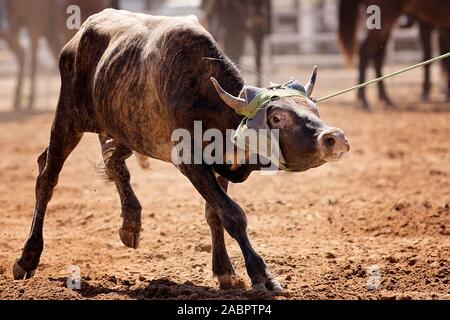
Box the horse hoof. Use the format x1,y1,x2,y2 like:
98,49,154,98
421,94,430,102
382,101,396,110
12,259,36,280
217,274,247,290
356,100,370,111
119,228,140,249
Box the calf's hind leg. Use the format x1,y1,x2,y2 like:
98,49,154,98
13,120,83,279
99,135,142,249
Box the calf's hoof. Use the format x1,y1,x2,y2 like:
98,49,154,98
217,274,247,290
12,259,36,280
252,278,283,293
119,227,140,249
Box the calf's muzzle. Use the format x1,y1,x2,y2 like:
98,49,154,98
318,128,350,162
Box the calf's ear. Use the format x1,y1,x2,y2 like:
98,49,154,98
240,86,265,104
305,65,318,97
286,80,306,94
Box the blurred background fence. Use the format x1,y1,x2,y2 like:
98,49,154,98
0,0,438,71
117,0,435,68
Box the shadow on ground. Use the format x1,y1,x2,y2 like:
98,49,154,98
48,276,282,300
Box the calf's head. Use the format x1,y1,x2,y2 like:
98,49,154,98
211,67,350,172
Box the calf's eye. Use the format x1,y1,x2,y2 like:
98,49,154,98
272,114,281,124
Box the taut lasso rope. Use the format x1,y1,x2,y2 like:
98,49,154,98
316,52,450,102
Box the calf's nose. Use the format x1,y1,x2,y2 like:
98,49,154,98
318,128,350,161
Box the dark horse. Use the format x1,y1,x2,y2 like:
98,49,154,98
409,18,449,101
0,0,118,111
338,0,450,109
201,0,271,87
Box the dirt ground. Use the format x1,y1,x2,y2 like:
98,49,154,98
0,64,449,300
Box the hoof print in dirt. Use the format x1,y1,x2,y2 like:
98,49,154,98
217,275,248,290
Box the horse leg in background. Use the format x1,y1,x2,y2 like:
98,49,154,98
45,13,65,62
438,29,450,101
371,28,397,109
357,38,371,110
223,26,245,73
248,0,271,88
27,31,39,110
5,30,26,111
374,44,395,109
251,29,264,87
356,1,403,110
419,21,433,101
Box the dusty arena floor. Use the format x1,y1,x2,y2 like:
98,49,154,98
0,66,449,300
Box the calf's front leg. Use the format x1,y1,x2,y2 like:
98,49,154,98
181,164,282,292
14,123,83,279
205,176,246,289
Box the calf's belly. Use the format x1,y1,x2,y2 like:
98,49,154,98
95,98,175,163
